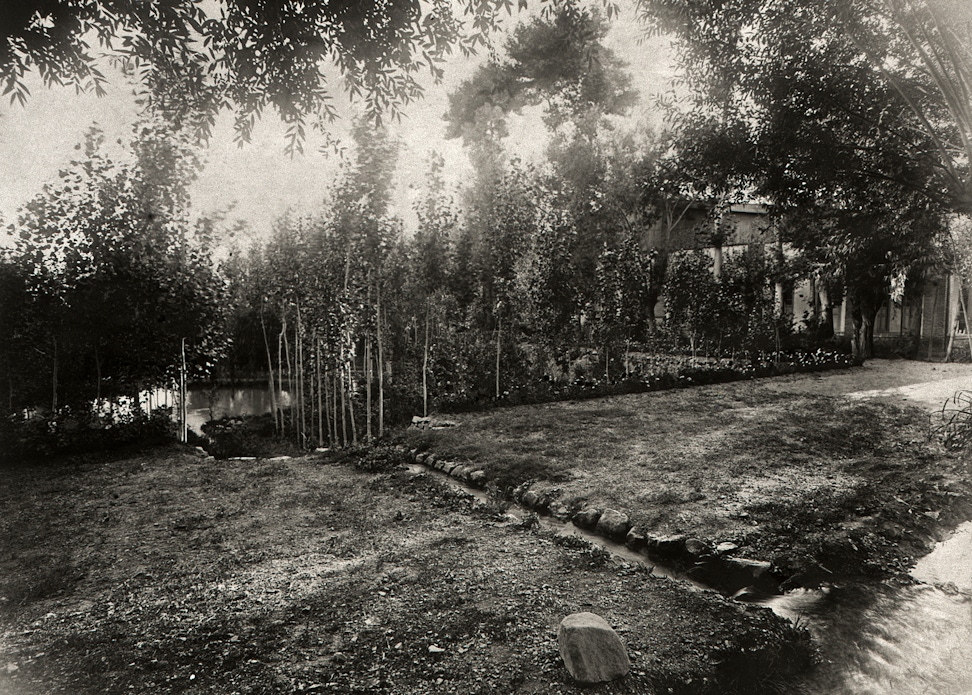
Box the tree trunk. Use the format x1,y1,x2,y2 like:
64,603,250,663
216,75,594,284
316,336,323,446
347,359,358,445
324,364,333,445
260,305,278,433
849,291,881,361
179,337,187,443
297,305,306,447
818,284,834,340
283,318,294,435
423,303,430,417
365,334,372,442
277,325,285,436
339,354,348,447
496,316,502,398
94,342,102,403
51,336,58,413
377,290,384,438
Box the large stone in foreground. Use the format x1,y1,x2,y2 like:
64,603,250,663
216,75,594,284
557,612,630,684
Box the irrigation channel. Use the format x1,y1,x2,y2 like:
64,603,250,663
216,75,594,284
408,462,972,693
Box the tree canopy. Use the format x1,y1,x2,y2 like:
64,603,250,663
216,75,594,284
2,0,621,152
636,0,972,214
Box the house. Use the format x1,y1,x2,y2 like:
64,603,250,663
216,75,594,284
646,201,964,360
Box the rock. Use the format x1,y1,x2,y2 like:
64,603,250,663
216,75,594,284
558,612,631,684
550,504,571,520
684,538,712,557
521,490,540,509
425,453,437,467
468,470,487,487
411,416,431,429
692,557,776,595
716,542,739,554
450,465,472,481
624,528,647,552
430,419,458,429
414,451,429,463
731,585,769,602
595,509,631,540
193,446,209,458
645,534,688,559
572,508,602,530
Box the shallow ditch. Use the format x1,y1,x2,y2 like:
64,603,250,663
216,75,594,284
769,521,972,694
407,456,972,694
405,460,783,600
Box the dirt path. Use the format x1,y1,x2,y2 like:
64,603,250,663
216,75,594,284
759,359,972,411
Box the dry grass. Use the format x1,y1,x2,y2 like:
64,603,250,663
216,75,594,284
409,375,972,572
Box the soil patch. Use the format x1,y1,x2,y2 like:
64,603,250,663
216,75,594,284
0,446,810,694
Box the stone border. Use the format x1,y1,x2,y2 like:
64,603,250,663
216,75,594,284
408,447,791,599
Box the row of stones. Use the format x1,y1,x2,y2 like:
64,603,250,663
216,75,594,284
510,481,734,565
509,482,780,597
411,448,779,598
412,450,488,488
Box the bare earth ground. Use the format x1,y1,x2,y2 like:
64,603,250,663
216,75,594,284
0,449,807,695
2,360,970,694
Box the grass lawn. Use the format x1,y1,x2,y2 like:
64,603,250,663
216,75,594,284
408,375,972,578
0,446,810,695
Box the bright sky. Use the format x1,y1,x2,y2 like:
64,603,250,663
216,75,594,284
0,2,674,246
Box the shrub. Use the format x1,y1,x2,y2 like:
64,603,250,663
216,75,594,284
930,390,972,450
0,406,175,464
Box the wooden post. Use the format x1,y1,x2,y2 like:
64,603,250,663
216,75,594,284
423,304,430,417
959,278,972,360
377,290,384,438
495,316,502,399
180,337,187,443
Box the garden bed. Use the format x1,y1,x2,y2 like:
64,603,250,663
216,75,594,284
436,349,857,413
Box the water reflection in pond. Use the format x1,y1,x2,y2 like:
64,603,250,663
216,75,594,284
147,383,291,433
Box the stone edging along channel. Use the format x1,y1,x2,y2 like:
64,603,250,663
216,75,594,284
408,447,792,601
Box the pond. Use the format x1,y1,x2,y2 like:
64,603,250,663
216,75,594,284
147,382,292,434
